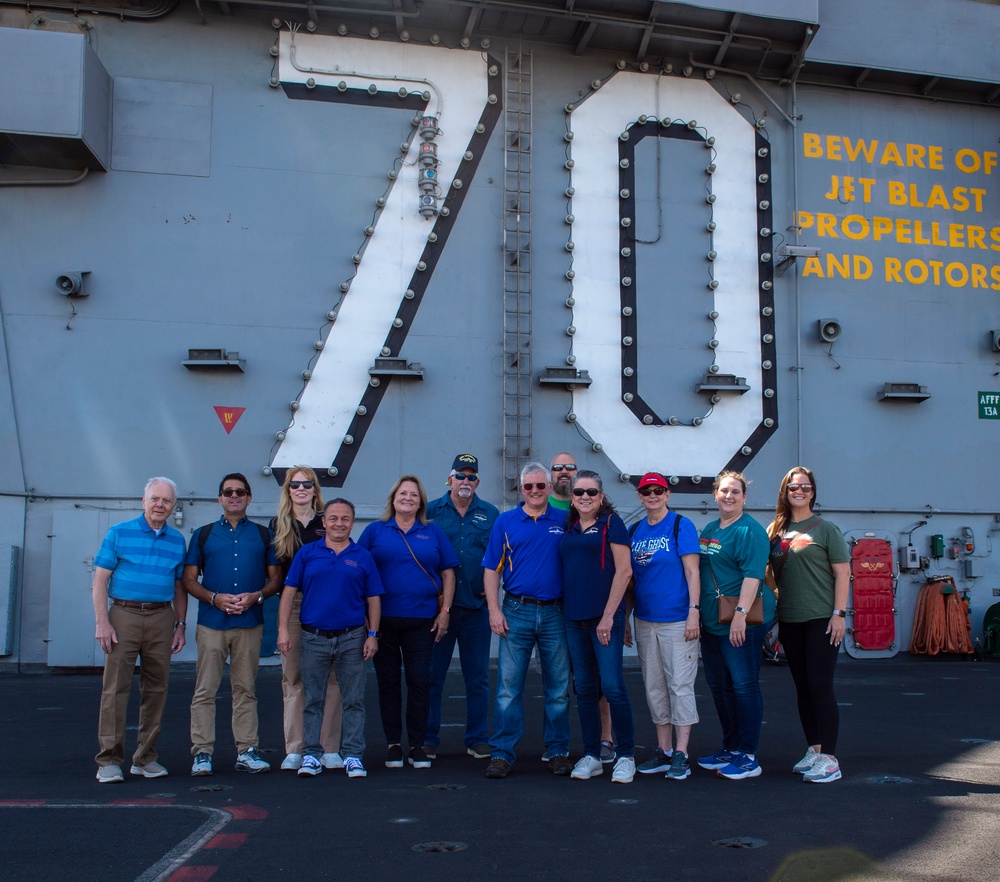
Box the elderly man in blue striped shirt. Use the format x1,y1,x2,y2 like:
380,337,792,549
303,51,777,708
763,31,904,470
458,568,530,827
92,477,188,783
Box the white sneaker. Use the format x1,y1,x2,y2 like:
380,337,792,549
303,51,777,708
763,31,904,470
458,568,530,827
281,753,303,771
297,755,322,777
130,761,169,778
235,747,271,774
570,755,603,780
321,752,344,769
803,753,842,783
96,764,124,784
191,753,213,776
612,756,636,784
792,746,821,775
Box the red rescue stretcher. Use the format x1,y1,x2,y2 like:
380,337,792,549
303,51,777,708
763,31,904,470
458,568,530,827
844,531,899,659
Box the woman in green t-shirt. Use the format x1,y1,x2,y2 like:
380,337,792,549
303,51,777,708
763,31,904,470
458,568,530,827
766,466,850,785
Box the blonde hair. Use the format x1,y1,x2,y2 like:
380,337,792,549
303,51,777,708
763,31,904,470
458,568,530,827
380,475,428,525
273,466,325,562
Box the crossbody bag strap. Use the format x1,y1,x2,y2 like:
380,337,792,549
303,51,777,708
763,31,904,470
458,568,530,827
395,526,440,593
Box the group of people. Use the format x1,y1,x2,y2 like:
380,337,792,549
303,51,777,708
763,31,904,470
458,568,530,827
92,458,849,787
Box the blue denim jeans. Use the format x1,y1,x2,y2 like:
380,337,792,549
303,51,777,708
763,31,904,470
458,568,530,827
700,621,772,756
490,596,571,764
425,604,492,748
300,626,367,760
565,609,634,758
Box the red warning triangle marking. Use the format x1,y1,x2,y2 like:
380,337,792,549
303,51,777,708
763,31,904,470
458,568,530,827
214,406,246,435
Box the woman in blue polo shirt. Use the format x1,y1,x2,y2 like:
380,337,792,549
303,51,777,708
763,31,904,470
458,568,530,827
358,475,458,770
558,470,636,784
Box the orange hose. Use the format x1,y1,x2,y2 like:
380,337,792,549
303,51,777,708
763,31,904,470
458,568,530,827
909,578,973,655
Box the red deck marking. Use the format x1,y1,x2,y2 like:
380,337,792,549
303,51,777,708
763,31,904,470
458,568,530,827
227,804,268,820
203,833,249,849
167,867,218,882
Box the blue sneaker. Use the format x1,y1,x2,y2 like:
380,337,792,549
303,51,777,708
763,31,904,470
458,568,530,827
697,748,738,771
717,753,762,780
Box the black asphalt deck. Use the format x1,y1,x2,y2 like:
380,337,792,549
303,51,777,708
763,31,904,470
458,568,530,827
3,656,998,881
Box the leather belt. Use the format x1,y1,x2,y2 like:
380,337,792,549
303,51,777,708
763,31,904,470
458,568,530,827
301,623,361,638
111,599,171,610
506,594,559,606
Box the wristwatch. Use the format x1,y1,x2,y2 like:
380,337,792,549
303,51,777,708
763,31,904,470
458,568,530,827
735,606,750,616
367,630,381,639
256,592,264,605
832,609,846,617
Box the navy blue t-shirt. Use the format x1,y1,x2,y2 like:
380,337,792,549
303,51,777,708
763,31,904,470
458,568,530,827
559,512,630,621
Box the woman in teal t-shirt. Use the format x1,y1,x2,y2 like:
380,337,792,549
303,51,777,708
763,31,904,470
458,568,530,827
696,471,772,781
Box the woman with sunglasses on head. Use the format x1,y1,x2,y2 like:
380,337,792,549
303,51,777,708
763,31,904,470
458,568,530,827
558,470,636,783
271,467,344,772
697,471,774,780
358,476,459,770
629,473,702,781
766,467,850,784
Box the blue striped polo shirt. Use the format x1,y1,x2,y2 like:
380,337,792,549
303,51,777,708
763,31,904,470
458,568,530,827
94,515,187,602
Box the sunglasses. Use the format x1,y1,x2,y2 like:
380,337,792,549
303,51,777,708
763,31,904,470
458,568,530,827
638,486,666,497
288,480,315,490
452,473,479,482
522,482,548,491
572,487,600,497
551,464,578,472
787,483,813,492
221,488,248,498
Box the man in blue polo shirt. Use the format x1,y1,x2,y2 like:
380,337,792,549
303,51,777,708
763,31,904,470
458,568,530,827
278,498,383,779
424,453,500,760
183,473,281,777
482,462,570,778
92,477,188,783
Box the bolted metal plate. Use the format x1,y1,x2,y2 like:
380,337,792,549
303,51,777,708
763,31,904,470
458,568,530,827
390,817,419,824
609,798,638,805
146,793,176,799
713,837,767,849
190,784,233,792
412,841,468,853
425,783,466,791
868,775,912,785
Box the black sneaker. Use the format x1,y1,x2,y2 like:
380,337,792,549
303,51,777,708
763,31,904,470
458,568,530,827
422,744,438,760
665,750,691,780
467,742,492,759
408,746,432,768
549,754,573,776
385,744,404,768
485,758,511,778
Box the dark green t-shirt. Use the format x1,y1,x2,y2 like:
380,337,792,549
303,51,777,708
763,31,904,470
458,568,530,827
772,518,850,623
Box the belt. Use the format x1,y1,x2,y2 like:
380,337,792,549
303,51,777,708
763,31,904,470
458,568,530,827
111,599,171,610
506,594,559,606
301,623,361,638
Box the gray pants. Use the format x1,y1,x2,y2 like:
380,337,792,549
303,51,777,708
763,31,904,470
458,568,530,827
300,626,367,760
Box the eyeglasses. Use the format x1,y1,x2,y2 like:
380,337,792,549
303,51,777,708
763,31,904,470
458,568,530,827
522,482,548,491
221,488,248,498
572,487,600,497
288,480,315,490
787,483,813,492
638,486,666,497
551,464,577,472
452,473,479,482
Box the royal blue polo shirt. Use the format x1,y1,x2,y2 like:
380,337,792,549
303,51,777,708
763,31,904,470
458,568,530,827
95,515,186,602
426,492,500,609
559,512,630,621
482,503,565,601
357,518,460,618
184,516,279,630
285,538,384,631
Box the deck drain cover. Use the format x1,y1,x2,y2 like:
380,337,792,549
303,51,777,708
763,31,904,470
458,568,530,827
868,775,912,785
713,837,767,849
412,841,468,853
190,784,232,792
390,818,419,824
425,783,466,791
609,798,638,805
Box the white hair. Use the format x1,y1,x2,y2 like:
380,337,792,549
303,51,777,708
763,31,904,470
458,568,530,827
144,476,178,499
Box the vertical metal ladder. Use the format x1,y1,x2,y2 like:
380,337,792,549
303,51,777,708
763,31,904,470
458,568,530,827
501,48,533,508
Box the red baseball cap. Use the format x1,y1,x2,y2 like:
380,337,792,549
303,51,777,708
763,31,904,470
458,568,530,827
637,472,670,490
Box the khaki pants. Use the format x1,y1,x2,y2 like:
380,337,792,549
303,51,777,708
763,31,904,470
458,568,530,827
190,624,263,755
282,593,342,754
96,603,175,768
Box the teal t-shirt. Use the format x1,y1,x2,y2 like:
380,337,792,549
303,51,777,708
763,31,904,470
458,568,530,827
772,518,850,623
698,512,773,636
